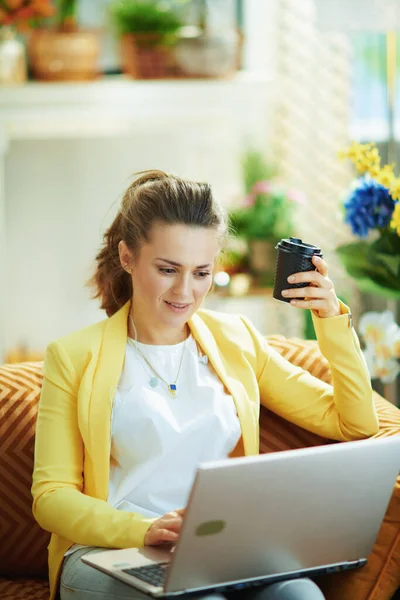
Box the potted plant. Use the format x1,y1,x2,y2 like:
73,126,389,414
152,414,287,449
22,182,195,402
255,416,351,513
0,0,55,84
28,0,100,81
229,151,302,285
110,0,183,79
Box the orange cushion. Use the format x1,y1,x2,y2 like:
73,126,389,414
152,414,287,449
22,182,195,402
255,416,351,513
0,362,49,578
265,335,400,600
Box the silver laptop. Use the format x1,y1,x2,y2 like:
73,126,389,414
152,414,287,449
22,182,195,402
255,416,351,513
82,436,400,597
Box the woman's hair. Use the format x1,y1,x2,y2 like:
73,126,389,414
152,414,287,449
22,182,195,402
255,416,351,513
89,170,228,316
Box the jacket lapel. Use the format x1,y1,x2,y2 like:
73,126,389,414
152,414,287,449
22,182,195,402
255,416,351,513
188,312,259,456
89,301,130,500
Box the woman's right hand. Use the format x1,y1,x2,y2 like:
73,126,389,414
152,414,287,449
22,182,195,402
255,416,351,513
144,508,186,546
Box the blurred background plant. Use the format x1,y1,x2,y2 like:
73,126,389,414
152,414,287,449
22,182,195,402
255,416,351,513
110,0,183,40
336,141,400,299
359,310,400,385
230,151,293,243
229,150,303,285
109,0,184,78
0,0,55,31
218,236,248,276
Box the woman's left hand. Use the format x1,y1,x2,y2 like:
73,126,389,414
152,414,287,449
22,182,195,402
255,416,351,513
281,255,341,319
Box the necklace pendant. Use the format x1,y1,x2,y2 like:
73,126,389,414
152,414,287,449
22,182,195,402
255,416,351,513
149,377,159,388
169,384,177,398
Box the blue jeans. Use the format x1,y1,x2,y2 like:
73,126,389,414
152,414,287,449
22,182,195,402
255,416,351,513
59,547,325,600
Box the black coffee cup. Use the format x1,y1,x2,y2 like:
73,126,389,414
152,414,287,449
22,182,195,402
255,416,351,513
273,237,323,303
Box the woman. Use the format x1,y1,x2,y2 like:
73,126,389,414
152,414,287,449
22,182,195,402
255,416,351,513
32,171,378,600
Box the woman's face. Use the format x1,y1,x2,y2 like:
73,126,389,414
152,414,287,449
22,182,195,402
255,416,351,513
122,222,220,333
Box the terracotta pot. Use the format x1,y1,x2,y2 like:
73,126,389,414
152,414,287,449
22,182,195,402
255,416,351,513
28,28,100,81
0,26,27,85
120,33,177,79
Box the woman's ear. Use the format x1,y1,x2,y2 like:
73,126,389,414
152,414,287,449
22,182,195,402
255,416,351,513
118,240,133,273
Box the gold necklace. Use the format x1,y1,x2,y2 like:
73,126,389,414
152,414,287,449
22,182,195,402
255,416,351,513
128,314,188,398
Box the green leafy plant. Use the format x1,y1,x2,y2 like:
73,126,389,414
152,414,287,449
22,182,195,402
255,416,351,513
56,0,77,29
229,151,301,244
110,0,183,42
336,232,400,299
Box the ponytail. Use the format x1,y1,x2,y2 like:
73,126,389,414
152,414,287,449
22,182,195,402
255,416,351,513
88,213,132,317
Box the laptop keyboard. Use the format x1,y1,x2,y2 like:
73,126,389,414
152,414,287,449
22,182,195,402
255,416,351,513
122,562,169,587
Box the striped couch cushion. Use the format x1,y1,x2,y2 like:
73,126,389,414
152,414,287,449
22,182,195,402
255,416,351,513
0,578,49,599
0,362,49,579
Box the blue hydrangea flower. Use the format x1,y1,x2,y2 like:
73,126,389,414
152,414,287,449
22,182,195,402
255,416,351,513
344,177,395,237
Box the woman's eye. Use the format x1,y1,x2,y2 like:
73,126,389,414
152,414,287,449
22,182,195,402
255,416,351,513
159,268,176,275
159,268,210,278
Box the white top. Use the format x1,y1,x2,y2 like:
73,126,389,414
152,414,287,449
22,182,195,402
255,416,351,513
64,333,241,557
107,334,242,517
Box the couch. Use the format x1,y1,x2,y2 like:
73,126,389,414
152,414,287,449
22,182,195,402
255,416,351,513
0,335,399,600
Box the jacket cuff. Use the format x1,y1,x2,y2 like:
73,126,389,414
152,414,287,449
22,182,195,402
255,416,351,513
129,516,157,547
311,300,354,353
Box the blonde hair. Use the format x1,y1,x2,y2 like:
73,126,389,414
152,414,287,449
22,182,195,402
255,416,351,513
88,170,228,316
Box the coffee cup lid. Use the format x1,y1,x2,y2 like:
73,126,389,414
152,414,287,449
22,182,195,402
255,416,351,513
276,237,322,257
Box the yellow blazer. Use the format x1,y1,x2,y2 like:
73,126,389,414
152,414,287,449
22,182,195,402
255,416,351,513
31,301,378,600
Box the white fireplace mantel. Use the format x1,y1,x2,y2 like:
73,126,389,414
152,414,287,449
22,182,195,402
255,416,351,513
0,73,272,361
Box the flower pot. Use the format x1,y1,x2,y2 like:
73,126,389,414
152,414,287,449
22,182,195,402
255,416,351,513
120,33,177,79
0,26,27,85
174,30,239,78
28,28,100,81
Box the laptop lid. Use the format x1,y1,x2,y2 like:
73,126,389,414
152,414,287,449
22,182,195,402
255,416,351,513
164,436,400,593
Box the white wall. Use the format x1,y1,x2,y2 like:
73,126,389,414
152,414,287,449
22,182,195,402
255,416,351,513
2,80,272,356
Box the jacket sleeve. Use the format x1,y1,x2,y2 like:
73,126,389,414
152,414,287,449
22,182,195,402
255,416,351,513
244,303,379,441
31,341,156,548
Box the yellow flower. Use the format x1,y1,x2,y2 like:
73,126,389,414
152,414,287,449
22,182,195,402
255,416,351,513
390,178,400,201
368,165,381,178
366,147,380,161
357,157,378,175
341,142,381,175
376,164,395,187
355,159,369,173
365,148,380,167
346,141,363,158
339,141,363,161
390,202,400,235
